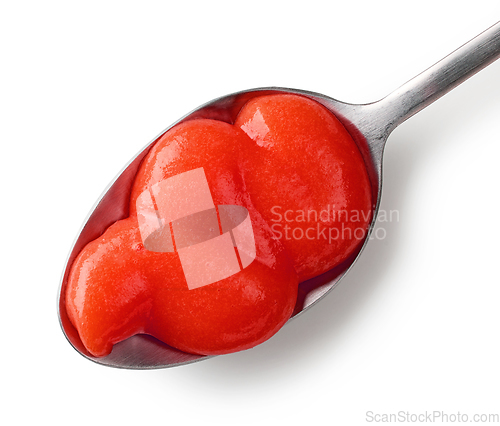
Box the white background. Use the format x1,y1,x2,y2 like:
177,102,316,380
2,1,499,425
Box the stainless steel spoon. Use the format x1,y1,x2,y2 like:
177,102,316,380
58,21,500,369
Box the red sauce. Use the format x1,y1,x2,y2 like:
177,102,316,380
65,94,372,357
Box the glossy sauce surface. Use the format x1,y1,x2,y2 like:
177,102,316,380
65,94,372,357
235,94,372,281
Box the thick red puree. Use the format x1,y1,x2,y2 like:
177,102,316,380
65,94,372,357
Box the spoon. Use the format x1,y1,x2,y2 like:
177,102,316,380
58,21,500,369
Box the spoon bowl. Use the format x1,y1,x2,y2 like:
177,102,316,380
58,22,500,369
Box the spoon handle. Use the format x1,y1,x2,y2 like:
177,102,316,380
380,21,500,134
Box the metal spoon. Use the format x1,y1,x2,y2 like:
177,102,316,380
58,21,500,369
